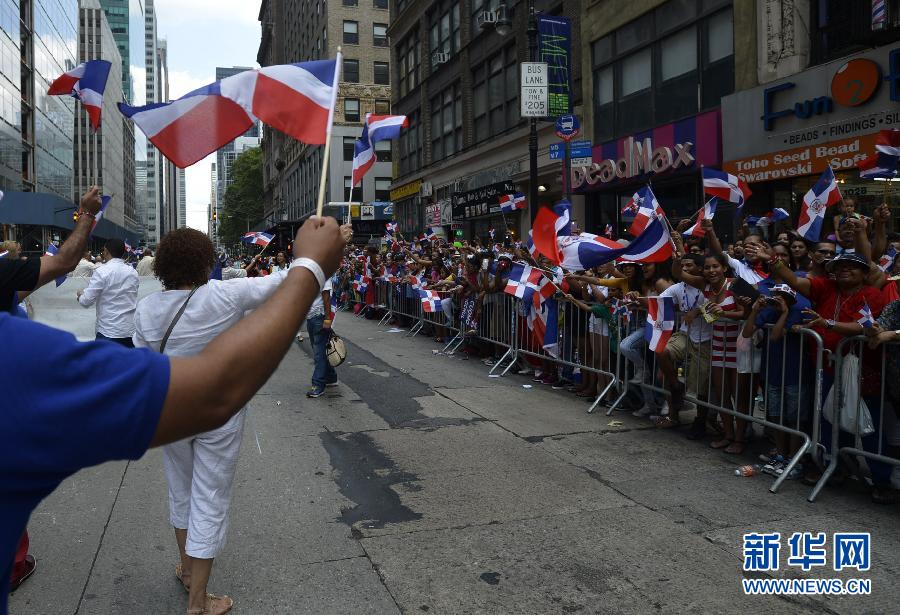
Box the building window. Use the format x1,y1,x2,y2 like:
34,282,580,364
344,177,353,201
430,82,463,161
397,30,420,98
374,0,388,8
343,59,360,83
374,61,390,85
472,46,519,142
343,20,359,44
343,137,356,161
374,99,391,114
344,98,360,122
375,177,392,201
591,4,734,142
375,140,392,162
812,0,900,64
373,23,388,46
399,110,423,175
430,2,461,66
471,0,501,33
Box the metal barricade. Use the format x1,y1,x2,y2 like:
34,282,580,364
808,336,900,502
608,307,826,493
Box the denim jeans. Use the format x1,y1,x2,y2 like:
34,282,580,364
307,315,336,388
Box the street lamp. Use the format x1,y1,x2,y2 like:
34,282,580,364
495,3,513,36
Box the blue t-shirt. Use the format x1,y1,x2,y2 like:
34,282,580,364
0,314,170,612
755,297,810,387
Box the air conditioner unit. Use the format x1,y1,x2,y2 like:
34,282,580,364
432,51,450,64
420,182,433,197
477,10,498,29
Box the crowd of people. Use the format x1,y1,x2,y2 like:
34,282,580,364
329,197,900,505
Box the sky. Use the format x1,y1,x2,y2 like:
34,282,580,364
134,0,262,231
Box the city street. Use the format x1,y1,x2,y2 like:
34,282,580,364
10,313,900,615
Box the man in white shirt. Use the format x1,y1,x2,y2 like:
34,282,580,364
71,251,97,278
136,249,155,276
306,276,336,398
76,238,140,347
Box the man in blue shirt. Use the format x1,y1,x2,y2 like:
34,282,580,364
1,216,345,614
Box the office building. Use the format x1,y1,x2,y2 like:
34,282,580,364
257,0,393,238
177,167,186,228
99,0,132,101
143,0,162,244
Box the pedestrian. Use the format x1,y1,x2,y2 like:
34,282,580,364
0,217,345,615
136,248,155,276
71,250,98,277
270,251,289,272
306,270,337,398
76,238,140,347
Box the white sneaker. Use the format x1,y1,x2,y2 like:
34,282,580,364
632,405,654,418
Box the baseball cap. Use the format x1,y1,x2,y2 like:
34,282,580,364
770,284,797,298
825,251,870,272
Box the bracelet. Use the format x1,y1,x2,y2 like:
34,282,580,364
78,210,96,219
290,257,326,290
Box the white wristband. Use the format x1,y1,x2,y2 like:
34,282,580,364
290,257,326,290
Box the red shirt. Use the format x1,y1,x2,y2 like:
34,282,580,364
808,277,886,353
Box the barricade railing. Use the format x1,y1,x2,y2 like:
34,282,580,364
808,336,900,502
606,307,826,493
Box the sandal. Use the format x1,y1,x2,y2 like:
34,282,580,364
710,438,731,449
175,563,190,592
186,593,234,615
654,415,680,429
724,441,746,455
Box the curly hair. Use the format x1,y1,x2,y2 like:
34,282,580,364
154,228,215,290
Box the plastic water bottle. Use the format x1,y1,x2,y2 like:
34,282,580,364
735,465,760,477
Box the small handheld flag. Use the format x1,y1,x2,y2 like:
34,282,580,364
879,246,897,272
604,224,614,239
682,198,718,238
352,114,408,186
702,167,752,209
644,296,675,353
499,192,526,212
797,167,842,242
612,298,631,324
241,232,274,247
627,186,665,236
48,60,112,130
857,301,875,329
419,289,442,313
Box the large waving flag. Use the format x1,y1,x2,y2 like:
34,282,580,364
682,198,717,238
531,201,572,263
119,59,340,168
644,297,675,353
555,215,673,270
526,293,559,358
627,186,664,236
702,167,752,209
241,231,273,247
352,114,408,186
859,130,900,179
797,167,842,241
49,60,112,130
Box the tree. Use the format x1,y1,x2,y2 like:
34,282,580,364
219,147,264,245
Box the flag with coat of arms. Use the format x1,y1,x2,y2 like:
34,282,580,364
797,167,842,242
644,296,675,353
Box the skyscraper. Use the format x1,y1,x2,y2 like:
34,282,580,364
177,167,186,228
98,0,131,101
143,0,162,244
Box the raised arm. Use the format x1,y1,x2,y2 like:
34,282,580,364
150,217,345,446
37,187,103,288
753,245,813,298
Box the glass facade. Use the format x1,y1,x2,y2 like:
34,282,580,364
99,0,130,102
33,0,78,199
0,0,22,193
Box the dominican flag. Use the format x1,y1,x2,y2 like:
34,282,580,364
527,294,559,358
859,153,898,179
682,198,718,238
419,289,442,313
424,227,437,241
702,167,752,209
627,187,665,236
612,298,631,324
89,195,113,236
352,114,408,186
353,274,370,294
555,215,673,270
43,244,66,287
499,192,526,212
798,167,842,241
857,301,875,328
119,58,340,168
753,207,791,227
241,231,274,247
879,246,897,272
48,60,112,130
604,224,614,238
525,233,537,257
644,296,675,353
531,201,572,263
409,274,426,290
385,222,398,235
504,264,556,305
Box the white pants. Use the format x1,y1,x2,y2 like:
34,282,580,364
163,409,246,559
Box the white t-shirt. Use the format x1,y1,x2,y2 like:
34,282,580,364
727,255,765,285
78,258,139,338
659,282,711,343
308,278,334,318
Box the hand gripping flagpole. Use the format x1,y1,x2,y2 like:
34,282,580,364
316,47,343,219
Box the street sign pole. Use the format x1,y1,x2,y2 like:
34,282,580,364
564,140,572,203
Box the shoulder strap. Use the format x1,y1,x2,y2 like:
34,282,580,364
159,287,199,354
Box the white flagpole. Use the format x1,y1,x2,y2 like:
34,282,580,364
316,47,342,219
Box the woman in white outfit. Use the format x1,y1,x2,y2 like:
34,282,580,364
133,229,293,615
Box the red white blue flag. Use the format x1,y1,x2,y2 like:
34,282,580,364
682,198,718,238
119,59,339,168
873,0,888,29
504,264,556,305
49,60,112,130
526,294,559,358
352,114,408,186
551,214,673,270
42,244,66,287
627,186,665,236
499,192,526,212
798,167,842,241
879,246,897,272
644,296,675,353
419,289,442,313
702,167,752,210
857,301,875,329
241,232,274,247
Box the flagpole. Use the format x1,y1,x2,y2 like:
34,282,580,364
316,47,342,219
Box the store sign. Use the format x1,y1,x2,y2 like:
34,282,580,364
724,133,878,182
574,109,721,191
360,204,375,220
537,15,573,118
389,179,422,202
425,203,441,226
520,62,548,118
452,181,517,220
723,44,900,162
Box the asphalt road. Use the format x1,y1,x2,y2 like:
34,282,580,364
10,312,900,614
